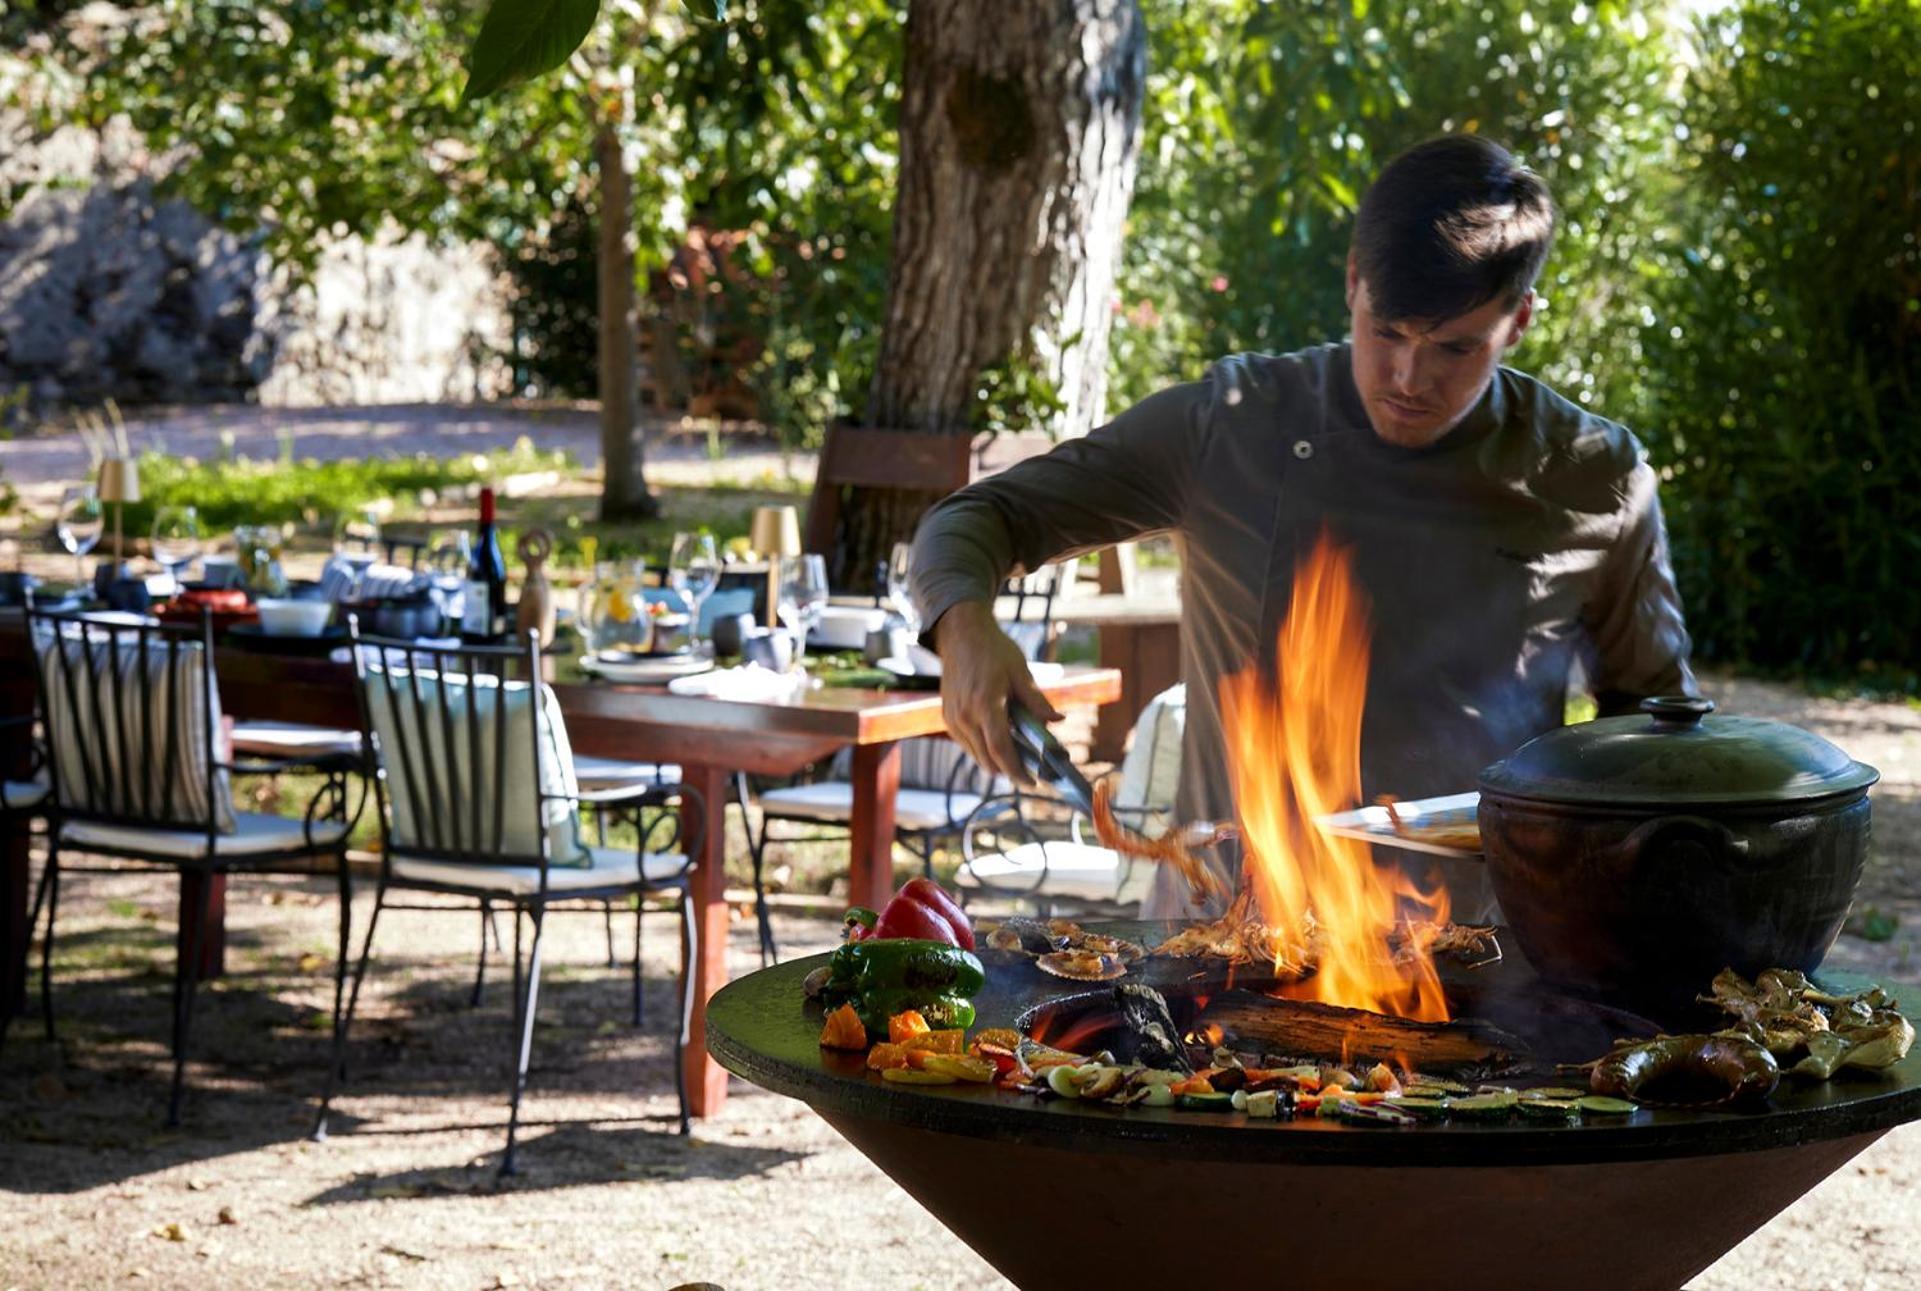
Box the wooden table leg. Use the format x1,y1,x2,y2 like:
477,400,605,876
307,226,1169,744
178,872,227,980
848,741,902,914
681,762,732,1118
2,814,28,1017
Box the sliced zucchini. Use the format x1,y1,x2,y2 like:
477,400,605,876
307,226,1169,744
1177,1091,1235,1112
1515,1098,1580,1121
1576,1095,1639,1116
1447,1092,1519,1121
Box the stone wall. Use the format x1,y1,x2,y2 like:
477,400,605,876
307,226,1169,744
0,116,515,416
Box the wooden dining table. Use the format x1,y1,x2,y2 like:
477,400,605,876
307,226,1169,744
0,626,1119,1117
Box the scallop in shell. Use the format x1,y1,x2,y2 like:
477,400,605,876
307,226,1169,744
1036,949,1129,981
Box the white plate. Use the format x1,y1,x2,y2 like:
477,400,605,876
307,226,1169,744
1315,791,1483,858
581,652,714,684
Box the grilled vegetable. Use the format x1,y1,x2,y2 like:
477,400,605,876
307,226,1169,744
1575,1095,1639,1116
868,878,976,948
1177,1091,1235,1112
818,1003,867,1051
818,938,986,1034
1447,1092,1519,1121
881,1067,957,1085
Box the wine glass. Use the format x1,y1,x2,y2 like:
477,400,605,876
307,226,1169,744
332,506,382,598
56,486,104,587
777,553,830,673
668,531,722,653
887,541,920,637
151,504,201,587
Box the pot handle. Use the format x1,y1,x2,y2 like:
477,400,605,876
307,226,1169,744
1608,813,1751,872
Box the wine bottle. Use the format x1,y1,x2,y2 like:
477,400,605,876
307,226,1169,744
461,486,508,643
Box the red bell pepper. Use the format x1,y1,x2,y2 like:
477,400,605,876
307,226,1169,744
866,877,975,949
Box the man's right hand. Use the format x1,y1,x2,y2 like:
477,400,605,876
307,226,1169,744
934,600,1063,786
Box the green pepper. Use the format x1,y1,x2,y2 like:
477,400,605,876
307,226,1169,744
818,938,985,1034
841,907,879,941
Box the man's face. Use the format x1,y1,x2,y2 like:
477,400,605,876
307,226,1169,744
1345,256,1534,448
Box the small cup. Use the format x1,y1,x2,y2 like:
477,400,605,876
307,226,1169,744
741,627,793,673
710,611,757,657
863,623,914,665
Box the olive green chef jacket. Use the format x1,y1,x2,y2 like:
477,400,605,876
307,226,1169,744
910,342,1697,921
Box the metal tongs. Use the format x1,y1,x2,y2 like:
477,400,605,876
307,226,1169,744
1007,700,1097,816
1007,699,1235,845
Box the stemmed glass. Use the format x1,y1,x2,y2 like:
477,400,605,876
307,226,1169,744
333,506,382,598
56,486,104,587
777,553,830,674
667,531,722,655
151,504,201,587
887,541,920,638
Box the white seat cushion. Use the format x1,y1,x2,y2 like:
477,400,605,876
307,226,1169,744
2,779,49,810
572,755,680,791
61,811,348,859
389,844,689,896
759,781,984,833
232,721,364,759
958,841,1127,901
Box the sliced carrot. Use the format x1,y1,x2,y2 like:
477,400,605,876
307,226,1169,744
888,1010,933,1045
866,1042,912,1070
819,1003,867,1051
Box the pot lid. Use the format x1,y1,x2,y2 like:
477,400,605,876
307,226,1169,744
1479,696,1880,808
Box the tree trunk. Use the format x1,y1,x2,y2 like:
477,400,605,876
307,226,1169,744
829,0,1146,589
596,119,658,522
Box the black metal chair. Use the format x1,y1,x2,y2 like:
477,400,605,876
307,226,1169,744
315,625,701,1174
0,712,50,1052
15,608,354,1121
734,565,1066,961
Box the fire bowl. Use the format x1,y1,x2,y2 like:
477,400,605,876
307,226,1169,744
706,922,1921,1290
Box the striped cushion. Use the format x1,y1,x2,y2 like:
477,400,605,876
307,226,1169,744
361,666,586,866
34,625,237,833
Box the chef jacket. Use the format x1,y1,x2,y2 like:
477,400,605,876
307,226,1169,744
911,342,1697,920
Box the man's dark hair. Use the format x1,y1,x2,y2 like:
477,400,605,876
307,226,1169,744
1352,134,1556,322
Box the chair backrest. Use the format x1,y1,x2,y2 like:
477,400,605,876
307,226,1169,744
350,628,587,870
1111,684,1186,832
26,609,236,834
999,564,1066,661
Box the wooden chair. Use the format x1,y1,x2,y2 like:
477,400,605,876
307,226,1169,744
15,609,354,1122
314,627,702,1174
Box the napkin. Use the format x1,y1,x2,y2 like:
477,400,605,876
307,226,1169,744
666,663,808,702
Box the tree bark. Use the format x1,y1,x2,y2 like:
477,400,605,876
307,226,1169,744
596,119,658,521
830,0,1146,588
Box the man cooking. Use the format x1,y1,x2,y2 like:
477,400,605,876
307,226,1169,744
908,134,1696,921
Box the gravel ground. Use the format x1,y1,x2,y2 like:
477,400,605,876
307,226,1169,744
5,664,1918,1291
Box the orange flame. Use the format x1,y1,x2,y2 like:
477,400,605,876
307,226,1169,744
1223,531,1452,1022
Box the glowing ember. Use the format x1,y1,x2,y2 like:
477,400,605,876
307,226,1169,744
1222,530,1452,1022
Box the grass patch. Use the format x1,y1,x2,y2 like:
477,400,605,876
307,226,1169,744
122,439,575,534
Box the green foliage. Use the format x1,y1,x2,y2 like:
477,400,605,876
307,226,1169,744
1639,0,1921,676
122,441,573,534
1114,0,1678,419
461,0,603,103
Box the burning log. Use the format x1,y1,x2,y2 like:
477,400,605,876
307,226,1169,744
1196,990,1527,1073
1114,984,1193,1073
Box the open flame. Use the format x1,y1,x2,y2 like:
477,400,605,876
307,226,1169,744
1222,530,1451,1022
